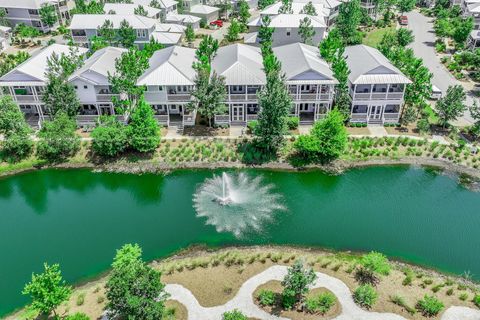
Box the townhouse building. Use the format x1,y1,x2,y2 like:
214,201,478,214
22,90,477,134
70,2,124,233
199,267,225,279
344,45,411,125
180,0,220,23
467,29,480,48
0,44,88,128
68,47,127,126
461,0,480,30
0,0,73,32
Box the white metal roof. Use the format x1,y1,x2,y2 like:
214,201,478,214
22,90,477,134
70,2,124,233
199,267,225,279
69,14,157,29
189,4,220,14
155,23,186,33
470,30,480,40
137,45,196,86
243,31,258,43
260,2,330,16
68,47,127,85
344,45,411,85
248,14,326,28
165,13,201,24
103,3,162,18
273,42,337,84
211,44,265,85
0,0,58,9
466,2,480,13
131,0,178,8
0,44,88,86
150,31,182,44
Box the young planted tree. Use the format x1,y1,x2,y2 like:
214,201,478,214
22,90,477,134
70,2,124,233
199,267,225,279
108,48,149,113
281,260,317,309
134,5,148,16
319,28,343,63
396,28,414,47
400,104,417,128
43,48,84,118
89,36,108,52
126,98,161,153
91,115,128,157
301,1,317,15
452,17,474,48
336,0,362,45
469,100,480,138
298,17,315,45
435,85,467,128
105,244,167,320
332,47,351,117
258,15,274,56
37,112,81,162
396,0,416,15
39,4,57,27
196,35,219,64
294,110,347,164
258,0,275,9
185,24,195,45
142,37,164,58
22,263,71,317
226,18,241,42
223,310,248,320
237,0,251,31
118,19,136,48
98,19,116,45
279,0,293,13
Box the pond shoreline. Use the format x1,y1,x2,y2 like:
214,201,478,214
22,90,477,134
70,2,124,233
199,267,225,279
2,156,479,180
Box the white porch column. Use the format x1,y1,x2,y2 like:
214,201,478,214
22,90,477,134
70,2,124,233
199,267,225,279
369,84,373,100
316,84,320,100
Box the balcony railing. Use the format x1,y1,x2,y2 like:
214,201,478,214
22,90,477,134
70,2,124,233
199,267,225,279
76,115,99,126
15,95,38,102
318,93,331,100
315,113,327,120
167,93,191,101
96,94,117,102
351,92,371,100
350,113,368,122
387,92,404,100
351,91,404,100
299,93,317,100
183,114,195,126
228,94,258,101
383,113,400,122
214,114,230,124
72,35,87,42
154,115,169,125
246,114,258,121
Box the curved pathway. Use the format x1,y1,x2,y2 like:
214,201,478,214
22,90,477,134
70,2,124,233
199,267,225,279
165,265,480,320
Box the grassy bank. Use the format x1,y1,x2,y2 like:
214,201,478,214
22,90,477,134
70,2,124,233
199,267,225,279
8,246,480,320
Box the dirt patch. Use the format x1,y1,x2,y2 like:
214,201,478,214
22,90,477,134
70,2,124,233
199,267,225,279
253,280,341,319
346,127,370,135
384,125,424,137
183,125,229,136
56,279,107,320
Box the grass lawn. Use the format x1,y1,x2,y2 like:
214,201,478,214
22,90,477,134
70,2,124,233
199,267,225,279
362,26,396,48
423,103,439,125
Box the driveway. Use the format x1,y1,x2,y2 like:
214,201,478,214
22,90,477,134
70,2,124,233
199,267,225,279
406,10,478,126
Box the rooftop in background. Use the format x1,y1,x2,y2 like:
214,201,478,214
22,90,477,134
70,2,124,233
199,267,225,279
344,45,411,85
0,44,88,86
165,13,202,24
248,14,326,28
130,0,178,9
155,23,186,33
0,0,60,9
137,45,196,86
189,4,220,14
68,47,127,85
103,3,162,18
69,14,158,29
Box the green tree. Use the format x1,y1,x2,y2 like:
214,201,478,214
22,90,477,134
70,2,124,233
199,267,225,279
452,17,474,48
353,284,378,309
22,263,71,317
319,28,343,63
0,96,28,135
43,48,84,118
134,5,148,15
98,19,116,45
294,110,347,164
435,85,467,127
185,24,195,44
332,47,351,117
118,19,136,48
195,35,219,64
0,51,30,77
336,0,362,45
89,36,108,53
255,54,292,153
39,4,57,27
279,0,293,13
281,260,317,309
258,0,275,9
105,244,167,319
469,100,480,138
15,23,41,38
223,310,248,320
237,0,251,31
298,17,315,45
72,0,104,14
37,112,80,162
226,18,241,42
396,28,414,47
142,37,164,58
301,1,317,15
150,0,161,8
108,48,149,113
91,116,128,157
400,104,417,127
127,98,161,153
258,15,274,56
216,0,232,20
396,0,416,15
65,313,90,320
0,8,10,27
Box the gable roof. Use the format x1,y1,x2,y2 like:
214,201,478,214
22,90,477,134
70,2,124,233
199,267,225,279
260,1,332,16
68,47,127,85
165,13,201,24
103,3,162,18
131,0,178,9
155,23,186,33
211,44,265,85
0,0,58,9
344,45,411,84
69,14,157,30
150,31,182,44
273,42,337,84
189,4,220,14
137,46,196,86
0,44,88,86
248,14,326,28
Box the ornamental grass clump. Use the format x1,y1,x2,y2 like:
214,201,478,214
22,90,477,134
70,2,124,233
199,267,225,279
353,284,378,309
305,292,336,314
416,295,444,316
257,289,276,306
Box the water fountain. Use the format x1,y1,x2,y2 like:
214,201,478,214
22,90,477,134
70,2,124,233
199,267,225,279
193,172,285,238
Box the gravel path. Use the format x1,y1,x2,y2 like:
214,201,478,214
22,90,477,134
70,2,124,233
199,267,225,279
165,265,480,320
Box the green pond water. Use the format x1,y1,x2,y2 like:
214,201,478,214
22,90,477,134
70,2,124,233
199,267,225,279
1,166,480,316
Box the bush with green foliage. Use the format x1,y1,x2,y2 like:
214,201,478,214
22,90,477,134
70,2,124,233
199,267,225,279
353,284,378,309
305,292,336,314
257,289,276,306
416,295,444,316
281,260,317,309
65,312,90,320
36,112,80,162
360,251,391,276
286,116,299,130
127,98,161,153
247,120,259,134
473,294,480,307
91,116,128,157
222,309,247,320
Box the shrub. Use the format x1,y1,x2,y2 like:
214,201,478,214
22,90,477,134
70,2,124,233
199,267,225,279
473,294,480,308
354,267,379,286
247,120,258,134
353,284,378,309
390,295,416,315
286,116,299,130
459,293,468,301
222,309,247,320
305,292,336,314
36,112,80,162
127,98,161,153
91,116,128,157
76,292,85,306
65,313,90,320
257,289,275,306
1,128,33,162
281,260,317,309
416,295,444,316
360,251,391,276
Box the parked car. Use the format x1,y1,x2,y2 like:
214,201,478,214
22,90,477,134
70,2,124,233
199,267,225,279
399,15,408,25
210,20,223,28
430,85,442,100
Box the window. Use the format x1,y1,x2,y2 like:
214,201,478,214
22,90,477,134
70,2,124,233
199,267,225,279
388,84,404,92
4,8,8,13
84,85,88,89
158,86,163,91
353,105,368,113
384,104,400,113
136,29,147,38
28,9,38,15
74,85,78,89
286,31,291,36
